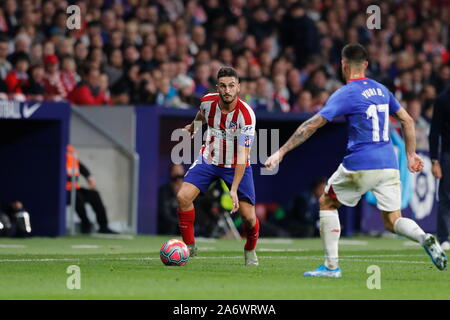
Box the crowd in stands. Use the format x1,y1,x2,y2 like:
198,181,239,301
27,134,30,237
0,0,447,122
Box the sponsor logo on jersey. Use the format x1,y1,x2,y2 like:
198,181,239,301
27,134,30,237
242,125,254,134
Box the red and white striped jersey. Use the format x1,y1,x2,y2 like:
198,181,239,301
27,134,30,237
200,93,256,168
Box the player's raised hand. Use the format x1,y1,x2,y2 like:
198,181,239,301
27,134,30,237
407,153,424,173
265,150,284,170
183,123,197,139
230,190,239,214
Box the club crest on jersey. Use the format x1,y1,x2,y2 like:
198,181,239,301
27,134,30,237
229,121,237,132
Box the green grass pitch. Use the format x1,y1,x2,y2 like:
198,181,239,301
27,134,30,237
0,235,448,300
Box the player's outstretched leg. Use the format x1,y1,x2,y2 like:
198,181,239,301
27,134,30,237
304,193,342,278
383,211,447,271
240,200,259,266
177,182,200,257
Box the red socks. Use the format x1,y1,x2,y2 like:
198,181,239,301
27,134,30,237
178,208,259,251
244,219,260,251
177,208,195,245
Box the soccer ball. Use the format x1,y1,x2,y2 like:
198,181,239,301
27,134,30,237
160,239,190,266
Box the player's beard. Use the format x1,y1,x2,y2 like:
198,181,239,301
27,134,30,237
220,92,237,106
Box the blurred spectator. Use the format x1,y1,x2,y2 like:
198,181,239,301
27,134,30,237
74,41,89,70
23,64,45,101
111,64,141,104
0,35,11,79
172,74,198,109
43,54,65,101
311,89,330,112
286,68,302,106
104,49,124,88
292,90,313,113
280,2,320,68
138,44,156,72
5,52,29,94
29,42,43,66
253,76,273,111
406,96,430,151
193,63,212,98
155,76,179,107
271,73,290,112
67,67,111,106
60,55,79,96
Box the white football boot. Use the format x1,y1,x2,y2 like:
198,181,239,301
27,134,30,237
423,234,447,271
244,249,259,266
187,244,198,257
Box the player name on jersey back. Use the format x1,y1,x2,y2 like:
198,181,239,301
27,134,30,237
361,87,385,99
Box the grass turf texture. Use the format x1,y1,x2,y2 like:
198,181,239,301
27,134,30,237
0,235,449,300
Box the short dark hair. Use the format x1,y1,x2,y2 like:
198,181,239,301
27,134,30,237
341,43,368,64
217,67,239,81
12,52,30,65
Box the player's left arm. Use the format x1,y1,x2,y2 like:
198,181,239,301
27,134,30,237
392,107,424,173
265,114,328,169
230,117,256,213
230,145,251,213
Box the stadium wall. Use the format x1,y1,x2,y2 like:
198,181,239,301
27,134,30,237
70,106,136,233
0,102,70,236
0,103,437,236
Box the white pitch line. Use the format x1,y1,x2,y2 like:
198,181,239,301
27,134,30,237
90,234,135,240
339,240,368,246
292,256,430,265
258,239,294,244
71,245,101,249
0,254,432,265
259,248,309,252
403,241,421,247
0,244,27,248
195,237,218,243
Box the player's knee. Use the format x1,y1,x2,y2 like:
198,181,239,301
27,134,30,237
319,194,338,210
382,211,401,232
383,219,395,232
176,191,193,209
242,215,256,227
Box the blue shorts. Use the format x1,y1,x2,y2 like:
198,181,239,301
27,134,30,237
184,156,256,205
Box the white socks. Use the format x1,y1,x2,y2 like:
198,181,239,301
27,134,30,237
393,217,426,245
320,210,341,270
319,214,426,270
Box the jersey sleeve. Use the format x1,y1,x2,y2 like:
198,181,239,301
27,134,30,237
238,105,256,148
388,91,401,114
199,93,219,115
318,87,350,121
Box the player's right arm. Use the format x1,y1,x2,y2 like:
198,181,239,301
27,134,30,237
265,114,328,169
392,107,424,173
183,109,206,138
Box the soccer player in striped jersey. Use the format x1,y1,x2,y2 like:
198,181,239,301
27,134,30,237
177,67,259,266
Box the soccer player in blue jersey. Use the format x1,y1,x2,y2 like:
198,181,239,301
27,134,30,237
265,43,447,277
